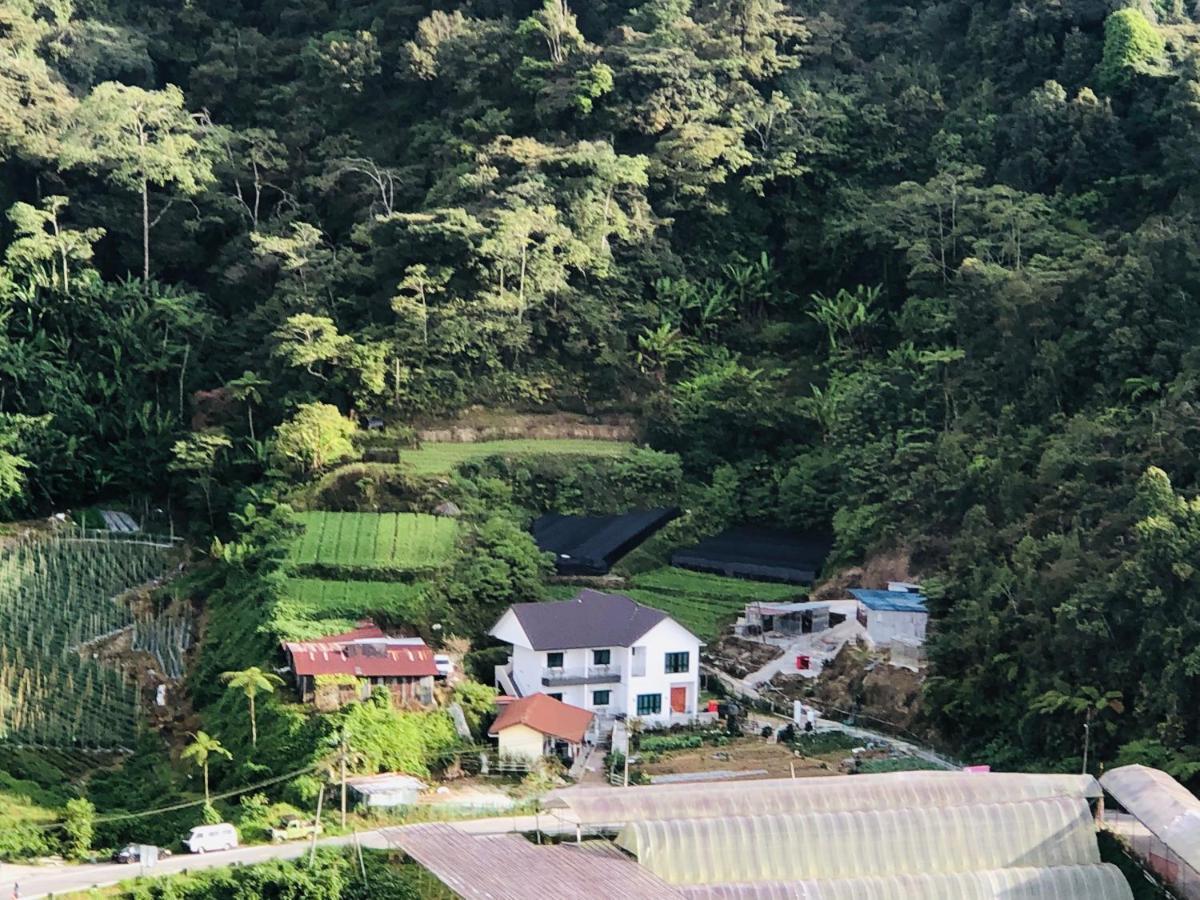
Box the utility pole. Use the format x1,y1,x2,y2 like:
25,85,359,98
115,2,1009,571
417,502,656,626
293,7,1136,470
308,781,324,866
1081,709,1092,775
340,730,349,829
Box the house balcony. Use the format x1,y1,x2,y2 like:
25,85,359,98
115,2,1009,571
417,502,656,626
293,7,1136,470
541,664,622,687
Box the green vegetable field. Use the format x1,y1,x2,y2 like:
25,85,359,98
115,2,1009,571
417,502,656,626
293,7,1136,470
544,569,802,641
626,567,804,641
0,532,170,749
272,578,432,640
398,439,634,475
291,512,458,573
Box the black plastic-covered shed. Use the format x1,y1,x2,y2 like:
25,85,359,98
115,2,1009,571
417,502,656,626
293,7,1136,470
671,526,834,584
532,507,680,575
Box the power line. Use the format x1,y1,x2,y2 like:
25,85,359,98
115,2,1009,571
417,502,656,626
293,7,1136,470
0,763,321,835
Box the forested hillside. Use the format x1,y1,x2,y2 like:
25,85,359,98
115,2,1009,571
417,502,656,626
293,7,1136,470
4,0,1200,775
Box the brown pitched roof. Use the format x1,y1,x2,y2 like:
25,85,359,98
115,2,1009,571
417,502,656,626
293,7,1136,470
488,693,594,744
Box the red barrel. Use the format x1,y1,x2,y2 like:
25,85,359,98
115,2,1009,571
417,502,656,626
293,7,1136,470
796,655,811,670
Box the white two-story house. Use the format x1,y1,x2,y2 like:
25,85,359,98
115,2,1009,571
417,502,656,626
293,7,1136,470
490,589,703,729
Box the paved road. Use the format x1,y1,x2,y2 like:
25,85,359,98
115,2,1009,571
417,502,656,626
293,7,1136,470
3,816,583,899
5,832,379,899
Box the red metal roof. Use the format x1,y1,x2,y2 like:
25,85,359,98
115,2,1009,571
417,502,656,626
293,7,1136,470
283,620,438,678
314,620,388,642
488,692,594,744
387,824,676,898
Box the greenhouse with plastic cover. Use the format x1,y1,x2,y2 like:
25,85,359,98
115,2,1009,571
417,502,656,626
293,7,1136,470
392,771,1148,899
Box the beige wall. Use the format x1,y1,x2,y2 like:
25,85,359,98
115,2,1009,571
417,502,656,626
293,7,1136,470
497,723,547,760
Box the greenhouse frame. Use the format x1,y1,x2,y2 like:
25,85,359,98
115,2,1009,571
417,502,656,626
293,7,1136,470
545,771,1101,825
674,865,1134,899
1100,764,1200,899
615,798,1100,884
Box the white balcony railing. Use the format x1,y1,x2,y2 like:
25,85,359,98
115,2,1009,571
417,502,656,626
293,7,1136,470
541,664,622,686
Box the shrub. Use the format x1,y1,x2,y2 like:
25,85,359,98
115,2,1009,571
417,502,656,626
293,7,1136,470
61,798,96,859
1099,8,1165,91
273,403,358,475
639,734,702,752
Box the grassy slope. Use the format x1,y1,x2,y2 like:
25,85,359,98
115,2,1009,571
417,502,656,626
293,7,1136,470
272,578,432,640
544,568,804,641
399,439,635,475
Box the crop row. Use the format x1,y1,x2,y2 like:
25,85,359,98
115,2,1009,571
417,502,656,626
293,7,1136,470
632,567,802,603
291,512,458,572
625,589,744,641
0,535,169,749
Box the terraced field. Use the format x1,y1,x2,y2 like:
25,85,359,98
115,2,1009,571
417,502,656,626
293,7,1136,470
291,512,458,573
273,578,432,640
398,439,635,475
545,568,804,641
629,568,803,639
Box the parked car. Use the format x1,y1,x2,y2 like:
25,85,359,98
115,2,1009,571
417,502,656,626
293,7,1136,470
270,815,322,843
184,822,238,853
112,844,172,864
434,654,453,677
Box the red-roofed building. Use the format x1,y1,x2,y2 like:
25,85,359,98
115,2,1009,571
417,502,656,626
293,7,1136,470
282,620,438,709
487,693,594,762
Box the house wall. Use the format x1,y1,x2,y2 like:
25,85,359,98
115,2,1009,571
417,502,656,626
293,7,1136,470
497,723,547,760
624,619,701,728
861,606,928,646
497,613,701,729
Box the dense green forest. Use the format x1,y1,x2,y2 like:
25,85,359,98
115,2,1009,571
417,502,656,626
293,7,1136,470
5,0,1200,792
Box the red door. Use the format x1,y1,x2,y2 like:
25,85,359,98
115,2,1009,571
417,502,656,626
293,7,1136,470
670,686,687,714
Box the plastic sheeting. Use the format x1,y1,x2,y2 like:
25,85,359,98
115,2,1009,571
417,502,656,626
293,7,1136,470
616,797,1100,885
675,864,1134,900
1100,764,1200,872
547,771,1101,825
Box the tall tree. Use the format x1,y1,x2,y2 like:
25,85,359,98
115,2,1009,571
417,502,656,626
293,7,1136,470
221,666,283,748
4,196,105,296
181,731,233,805
61,83,215,280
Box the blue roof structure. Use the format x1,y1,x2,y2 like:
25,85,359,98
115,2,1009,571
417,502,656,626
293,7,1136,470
850,589,928,613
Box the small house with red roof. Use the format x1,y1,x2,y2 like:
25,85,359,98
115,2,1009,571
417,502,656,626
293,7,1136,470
488,693,594,762
282,620,438,710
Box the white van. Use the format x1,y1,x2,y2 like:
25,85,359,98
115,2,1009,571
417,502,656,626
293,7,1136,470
184,822,238,854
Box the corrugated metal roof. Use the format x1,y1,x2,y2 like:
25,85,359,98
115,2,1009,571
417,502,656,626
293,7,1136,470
282,620,438,678
388,823,678,899
488,692,594,743
851,589,928,613
501,590,672,650
344,773,425,795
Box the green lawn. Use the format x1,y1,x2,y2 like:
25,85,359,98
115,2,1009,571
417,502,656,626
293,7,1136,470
291,512,458,572
399,439,635,475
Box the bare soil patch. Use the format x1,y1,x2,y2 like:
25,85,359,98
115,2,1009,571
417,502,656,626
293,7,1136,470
708,635,784,679
637,736,840,781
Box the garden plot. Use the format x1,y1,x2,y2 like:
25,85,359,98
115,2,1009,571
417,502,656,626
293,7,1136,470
273,578,432,640
625,567,803,641
291,512,458,574
0,532,170,749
